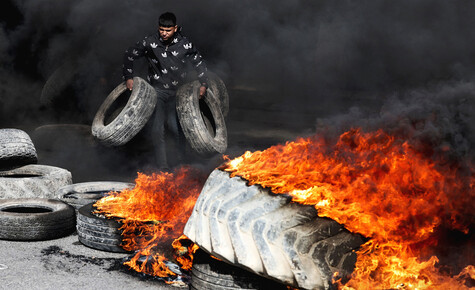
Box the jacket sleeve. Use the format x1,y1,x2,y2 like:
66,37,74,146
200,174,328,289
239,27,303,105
123,38,148,81
185,41,209,88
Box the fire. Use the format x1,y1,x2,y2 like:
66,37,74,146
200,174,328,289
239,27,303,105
223,128,474,289
94,166,205,282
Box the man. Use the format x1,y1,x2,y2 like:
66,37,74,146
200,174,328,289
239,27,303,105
123,12,209,171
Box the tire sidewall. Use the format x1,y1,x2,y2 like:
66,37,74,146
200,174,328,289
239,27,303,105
0,164,72,199
176,81,227,155
0,198,76,241
91,77,158,146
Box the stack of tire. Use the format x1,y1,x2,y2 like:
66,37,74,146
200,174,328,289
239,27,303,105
0,128,134,251
91,73,228,156
57,181,134,253
0,128,75,241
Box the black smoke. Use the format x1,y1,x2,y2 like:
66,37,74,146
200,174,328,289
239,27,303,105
1,0,475,179
2,0,475,115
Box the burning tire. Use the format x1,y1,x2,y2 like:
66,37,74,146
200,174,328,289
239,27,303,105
184,169,366,290
190,249,287,290
76,203,127,253
92,76,157,146
57,181,135,210
0,129,37,171
0,165,72,199
208,72,229,118
176,82,227,155
0,198,76,241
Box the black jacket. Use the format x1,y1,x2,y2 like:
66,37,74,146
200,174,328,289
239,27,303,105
123,29,209,90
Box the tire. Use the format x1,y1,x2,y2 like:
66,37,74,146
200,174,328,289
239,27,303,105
91,77,157,146
207,72,229,118
184,170,366,290
176,82,227,156
0,165,72,199
31,124,94,152
57,181,135,210
190,249,287,290
0,128,37,171
76,203,127,253
40,61,77,107
0,198,76,241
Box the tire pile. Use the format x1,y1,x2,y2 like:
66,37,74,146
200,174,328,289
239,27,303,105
0,128,133,249
0,128,74,241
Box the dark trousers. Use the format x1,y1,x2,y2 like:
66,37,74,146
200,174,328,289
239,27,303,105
151,89,186,169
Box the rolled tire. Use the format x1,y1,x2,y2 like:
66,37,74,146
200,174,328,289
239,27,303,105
91,77,157,146
184,169,366,290
0,128,37,171
208,72,229,118
0,198,76,241
57,181,135,210
76,203,127,253
0,165,72,199
40,61,77,107
31,124,95,152
190,249,287,290
176,82,227,156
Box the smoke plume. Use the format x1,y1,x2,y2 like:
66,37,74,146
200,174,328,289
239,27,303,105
1,0,475,179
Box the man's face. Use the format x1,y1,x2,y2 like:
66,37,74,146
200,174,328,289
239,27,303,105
159,26,177,41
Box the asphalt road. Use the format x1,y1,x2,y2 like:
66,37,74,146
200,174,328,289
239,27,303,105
0,234,177,290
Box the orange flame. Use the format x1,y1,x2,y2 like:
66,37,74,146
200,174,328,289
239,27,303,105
223,128,474,289
94,166,205,281
172,235,200,271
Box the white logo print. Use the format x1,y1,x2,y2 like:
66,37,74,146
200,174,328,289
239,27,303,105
151,42,157,48
172,81,178,86
152,58,158,64
181,72,186,78
173,38,178,43
193,54,199,60
127,56,134,61
195,61,203,67
147,76,151,82
153,74,160,80
170,66,179,71
161,52,167,58
183,43,192,49
142,40,146,47
171,51,179,56
198,72,204,77
132,49,139,56
127,69,132,73
161,68,168,74
163,84,170,89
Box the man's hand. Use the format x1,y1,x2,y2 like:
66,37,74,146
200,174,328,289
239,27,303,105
199,86,206,99
126,79,134,91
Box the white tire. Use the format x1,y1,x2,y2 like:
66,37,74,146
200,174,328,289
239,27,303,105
184,169,365,290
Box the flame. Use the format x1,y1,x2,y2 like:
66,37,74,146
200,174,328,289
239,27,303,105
94,166,205,281
223,128,474,289
172,235,200,271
